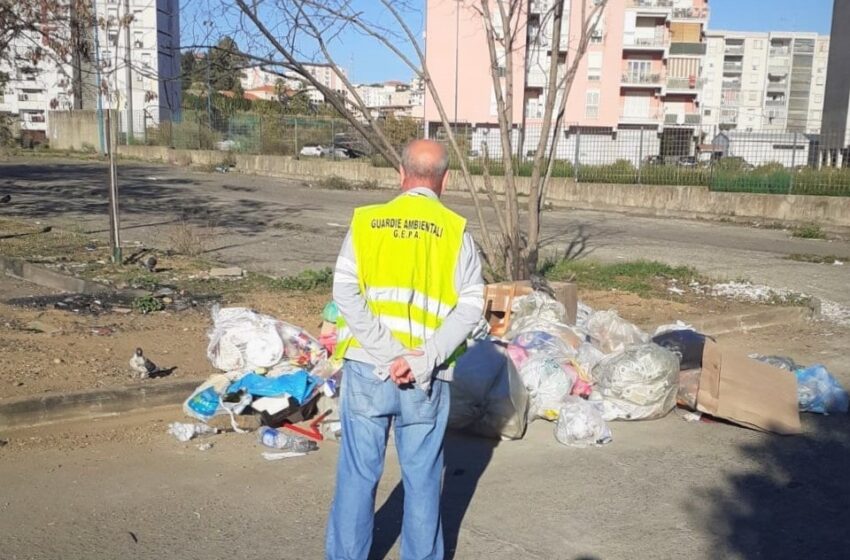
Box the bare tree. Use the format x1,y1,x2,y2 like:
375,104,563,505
206,0,607,279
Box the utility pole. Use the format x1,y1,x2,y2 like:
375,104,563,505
123,0,134,143
92,0,106,153
104,107,122,263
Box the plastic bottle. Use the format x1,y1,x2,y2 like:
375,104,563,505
258,426,318,452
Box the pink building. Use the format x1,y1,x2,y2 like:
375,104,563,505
424,0,710,162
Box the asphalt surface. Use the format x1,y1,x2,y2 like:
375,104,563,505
1,158,849,308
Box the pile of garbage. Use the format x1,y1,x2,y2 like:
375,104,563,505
450,285,849,448
169,304,343,459
171,288,849,456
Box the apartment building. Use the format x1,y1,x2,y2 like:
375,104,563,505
424,0,710,163
702,31,828,134
0,0,181,144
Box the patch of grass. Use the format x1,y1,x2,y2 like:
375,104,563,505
126,271,160,291
786,253,843,264
541,258,702,298
791,223,826,239
270,267,334,291
317,176,384,191
132,294,164,314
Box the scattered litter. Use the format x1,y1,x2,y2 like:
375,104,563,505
258,426,318,452
795,365,849,414
326,222,345,228
653,321,694,337
167,422,218,442
749,354,800,372
710,281,799,304
554,396,612,448
667,286,685,295
197,442,214,451
262,451,308,461
679,411,703,423
209,267,244,278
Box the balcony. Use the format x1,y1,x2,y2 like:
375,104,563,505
666,76,704,93
669,42,706,56
621,72,663,87
724,45,745,56
765,99,787,107
723,62,743,74
526,70,547,88
770,47,791,57
671,7,708,20
626,0,674,16
720,109,738,124
620,111,662,125
664,112,702,126
529,0,546,15
766,81,788,92
623,34,668,51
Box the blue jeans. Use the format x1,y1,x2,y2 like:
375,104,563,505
326,359,450,560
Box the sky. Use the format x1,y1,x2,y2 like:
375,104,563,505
181,0,834,85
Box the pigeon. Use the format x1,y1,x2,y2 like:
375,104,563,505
0,194,10,204
140,254,157,273
129,348,158,379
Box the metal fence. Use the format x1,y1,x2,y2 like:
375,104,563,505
130,110,850,197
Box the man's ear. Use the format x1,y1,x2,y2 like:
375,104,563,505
440,170,449,194
399,165,406,186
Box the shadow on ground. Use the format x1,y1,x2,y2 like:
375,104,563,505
0,162,319,235
370,432,498,560
691,416,850,559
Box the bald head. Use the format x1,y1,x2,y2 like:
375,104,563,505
400,139,450,195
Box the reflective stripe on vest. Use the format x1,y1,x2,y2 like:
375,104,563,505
333,193,466,361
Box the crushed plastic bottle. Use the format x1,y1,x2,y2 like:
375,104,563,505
167,422,218,442
258,426,318,452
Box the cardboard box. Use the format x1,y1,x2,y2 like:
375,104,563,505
484,281,578,337
696,339,801,435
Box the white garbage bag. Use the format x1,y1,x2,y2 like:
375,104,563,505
554,396,612,447
592,343,680,421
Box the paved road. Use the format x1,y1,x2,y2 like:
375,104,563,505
1,158,849,307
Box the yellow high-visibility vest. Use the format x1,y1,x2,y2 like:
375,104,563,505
334,193,466,361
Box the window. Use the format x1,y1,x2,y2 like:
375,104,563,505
134,31,143,48
587,52,602,81
108,7,119,24
108,31,119,45
816,76,825,85
704,109,712,116
754,40,764,49
815,94,823,103
585,90,600,119
748,91,757,102
590,15,604,44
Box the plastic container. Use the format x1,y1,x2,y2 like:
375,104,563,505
258,426,318,452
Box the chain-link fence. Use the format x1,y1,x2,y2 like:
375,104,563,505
131,110,850,197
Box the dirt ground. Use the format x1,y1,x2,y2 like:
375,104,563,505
0,269,833,401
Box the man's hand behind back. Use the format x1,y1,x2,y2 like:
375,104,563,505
389,349,424,385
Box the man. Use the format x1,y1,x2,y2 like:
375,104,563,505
326,139,485,560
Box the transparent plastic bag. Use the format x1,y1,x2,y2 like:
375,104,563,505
518,356,578,421
749,354,800,372
554,396,612,448
167,422,218,442
576,342,606,378
586,309,649,354
449,340,529,440
795,365,849,414
592,343,680,421
206,305,326,372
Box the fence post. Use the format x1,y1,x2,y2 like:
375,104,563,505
638,127,644,185
574,128,581,183
789,131,798,194
331,118,336,161
295,119,299,157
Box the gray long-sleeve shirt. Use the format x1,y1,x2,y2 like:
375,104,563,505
332,187,485,391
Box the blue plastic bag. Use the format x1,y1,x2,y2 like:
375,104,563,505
795,365,849,414
185,387,222,421
227,370,318,403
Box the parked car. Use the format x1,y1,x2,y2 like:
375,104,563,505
299,144,324,157
676,156,698,167
644,155,664,165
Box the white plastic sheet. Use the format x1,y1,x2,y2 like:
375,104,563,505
518,356,578,421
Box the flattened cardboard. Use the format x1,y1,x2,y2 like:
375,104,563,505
696,339,801,435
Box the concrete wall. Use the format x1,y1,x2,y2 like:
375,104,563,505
48,110,105,151
117,144,850,228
